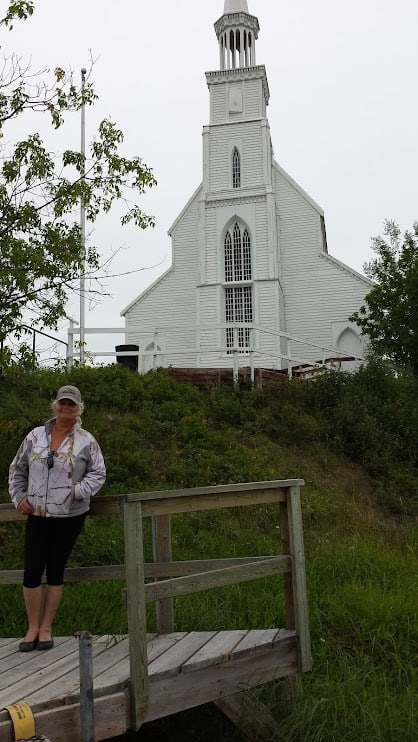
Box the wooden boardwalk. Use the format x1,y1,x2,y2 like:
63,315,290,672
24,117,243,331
0,479,310,740
0,628,297,741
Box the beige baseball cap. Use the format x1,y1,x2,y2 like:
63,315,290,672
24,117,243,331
54,385,82,405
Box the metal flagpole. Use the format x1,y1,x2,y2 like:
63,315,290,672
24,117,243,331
79,67,87,364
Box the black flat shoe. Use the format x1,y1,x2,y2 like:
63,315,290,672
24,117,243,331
37,637,54,651
19,637,38,652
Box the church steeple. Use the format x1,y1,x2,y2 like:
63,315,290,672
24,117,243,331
224,0,249,11
215,1,260,71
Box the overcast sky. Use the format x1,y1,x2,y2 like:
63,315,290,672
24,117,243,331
6,0,418,360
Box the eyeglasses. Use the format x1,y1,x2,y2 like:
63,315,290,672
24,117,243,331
57,399,76,407
47,451,55,469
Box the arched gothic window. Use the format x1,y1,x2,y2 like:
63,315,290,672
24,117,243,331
232,147,241,189
224,222,253,352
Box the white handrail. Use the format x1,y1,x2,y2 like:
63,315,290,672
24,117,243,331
65,321,364,377
67,324,363,362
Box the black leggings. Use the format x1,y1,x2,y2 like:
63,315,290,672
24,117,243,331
23,513,87,588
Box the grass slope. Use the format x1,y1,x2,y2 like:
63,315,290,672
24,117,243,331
0,364,416,741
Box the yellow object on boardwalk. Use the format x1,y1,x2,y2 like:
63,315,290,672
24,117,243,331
4,702,35,740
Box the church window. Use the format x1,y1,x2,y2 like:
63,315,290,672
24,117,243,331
233,222,243,279
225,222,251,281
224,222,253,352
243,229,251,279
224,230,233,282
232,147,241,189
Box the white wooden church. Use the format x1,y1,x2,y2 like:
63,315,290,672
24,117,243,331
121,0,371,375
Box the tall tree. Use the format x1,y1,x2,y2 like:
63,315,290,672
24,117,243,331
0,1,156,343
350,220,418,376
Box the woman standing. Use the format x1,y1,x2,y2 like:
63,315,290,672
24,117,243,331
9,385,106,652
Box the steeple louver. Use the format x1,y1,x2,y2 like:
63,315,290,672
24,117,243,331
215,0,259,71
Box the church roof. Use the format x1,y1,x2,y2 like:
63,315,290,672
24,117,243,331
224,0,249,13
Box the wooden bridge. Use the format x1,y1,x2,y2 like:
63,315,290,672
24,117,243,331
0,480,311,741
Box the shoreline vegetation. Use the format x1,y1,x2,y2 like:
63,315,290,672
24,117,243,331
0,363,416,741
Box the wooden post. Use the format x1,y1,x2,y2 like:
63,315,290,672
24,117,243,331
279,497,295,631
249,329,255,386
76,631,95,742
215,691,281,741
287,338,292,378
285,485,312,672
123,498,149,730
233,350,239,384
151,514,174,633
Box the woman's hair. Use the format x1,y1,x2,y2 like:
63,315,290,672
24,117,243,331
51,400,84,423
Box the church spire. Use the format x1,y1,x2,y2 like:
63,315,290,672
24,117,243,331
215,1,260,71
224,0,249,12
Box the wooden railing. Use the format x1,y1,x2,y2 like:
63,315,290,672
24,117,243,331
0,479,311,730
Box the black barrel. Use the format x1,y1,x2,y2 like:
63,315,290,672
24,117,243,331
115,344,139,371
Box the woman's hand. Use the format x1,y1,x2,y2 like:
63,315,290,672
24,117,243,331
17,497,35,516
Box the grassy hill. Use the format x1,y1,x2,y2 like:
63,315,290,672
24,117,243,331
0,363,416,741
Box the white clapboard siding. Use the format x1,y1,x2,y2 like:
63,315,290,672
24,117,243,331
254,199,270,276
199,287,220,324
243,139,265,189
256,283,281,352
284,260,370,356
204,209,218,284
210,85,228,124
243,78,264,119
126,195,200,338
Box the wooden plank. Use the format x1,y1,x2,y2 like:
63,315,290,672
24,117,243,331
144,556,291,603
229,630,280,659
0,505,25,523
148,632,217,681
286,485,312,672
123,498,148,730
86,633,187,698
0,639,15,648
151,514,174,633
147,633,188,664
0,557,280,585
28,637,131,705
215,691,281,741
145,640,298,723
0,690,129,742
0,639,110,707
126,480,304,502
0,570,23,585
0,565,126,585
89,496,123,516
140,489,287,516
273,628,297,644
30,643,130,709
87,633,189,699
0,497,122,522
0,637,75,692
62,565,126,581
0,634,185,713
182,630,248,673
0,640,22,661
144,555,278,578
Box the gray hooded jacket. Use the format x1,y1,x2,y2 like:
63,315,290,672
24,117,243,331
9,419,106,517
